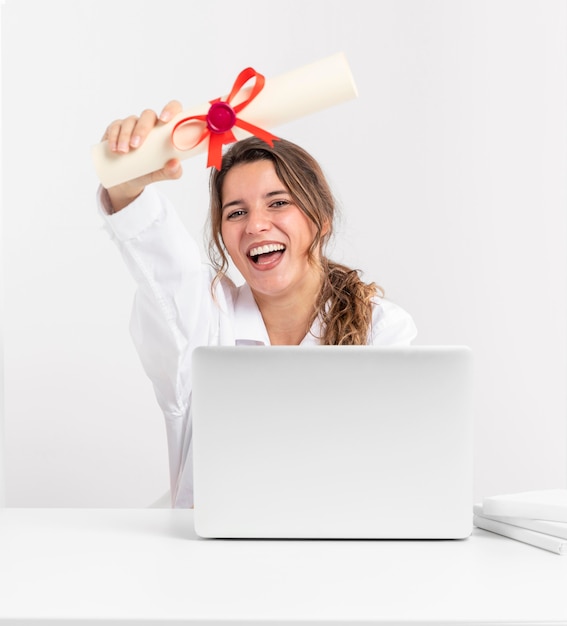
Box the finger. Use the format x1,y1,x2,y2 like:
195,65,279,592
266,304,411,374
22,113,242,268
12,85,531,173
148,158,183,184
105,158,183,210
122,158,182,190
158,99,183,123
129,108,158,149
115,115,139,153
102,119,125,150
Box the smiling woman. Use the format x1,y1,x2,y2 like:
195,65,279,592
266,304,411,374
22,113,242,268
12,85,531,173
98,102,417,507
210,138,398,346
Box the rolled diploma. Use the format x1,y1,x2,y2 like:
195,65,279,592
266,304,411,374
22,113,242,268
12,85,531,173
92,52,358,189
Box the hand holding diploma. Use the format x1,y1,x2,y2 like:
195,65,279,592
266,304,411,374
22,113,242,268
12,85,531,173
101,100,184,212
93,52,358,197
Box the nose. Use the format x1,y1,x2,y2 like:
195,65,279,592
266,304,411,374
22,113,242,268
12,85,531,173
245,207,271,235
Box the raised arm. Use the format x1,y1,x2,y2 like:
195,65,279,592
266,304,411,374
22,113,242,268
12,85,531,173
97,101,221,507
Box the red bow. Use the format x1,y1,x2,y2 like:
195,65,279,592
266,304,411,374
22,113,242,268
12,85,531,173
171,67,280,170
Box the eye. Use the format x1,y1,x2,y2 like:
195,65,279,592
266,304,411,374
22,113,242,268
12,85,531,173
270,200,290,209
226,209,246,220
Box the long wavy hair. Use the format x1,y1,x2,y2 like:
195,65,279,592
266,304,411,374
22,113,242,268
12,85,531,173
208,137,383,345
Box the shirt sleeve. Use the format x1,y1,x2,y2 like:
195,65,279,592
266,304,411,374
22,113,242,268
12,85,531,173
370,297,418,346
98,186,214,507
98,185,212,413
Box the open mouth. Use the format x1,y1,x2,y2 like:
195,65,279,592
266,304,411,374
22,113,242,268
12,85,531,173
248,243,286,265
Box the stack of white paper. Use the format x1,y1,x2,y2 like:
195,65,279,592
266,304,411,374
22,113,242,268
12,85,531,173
474,489,567,555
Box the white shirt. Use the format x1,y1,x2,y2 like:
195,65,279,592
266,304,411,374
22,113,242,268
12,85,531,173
99,186,418,508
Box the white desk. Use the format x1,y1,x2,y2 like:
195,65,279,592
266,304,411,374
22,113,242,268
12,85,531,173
0,508,566,625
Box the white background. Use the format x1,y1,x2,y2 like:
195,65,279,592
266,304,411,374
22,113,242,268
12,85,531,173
1,0,566,507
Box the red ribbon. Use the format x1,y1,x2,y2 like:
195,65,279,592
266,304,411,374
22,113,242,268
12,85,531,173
171,67,280,170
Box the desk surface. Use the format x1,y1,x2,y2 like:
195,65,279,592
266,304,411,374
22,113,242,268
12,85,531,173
0,508,566,625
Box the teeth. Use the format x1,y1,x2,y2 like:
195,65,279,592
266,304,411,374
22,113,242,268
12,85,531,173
249,243,285,257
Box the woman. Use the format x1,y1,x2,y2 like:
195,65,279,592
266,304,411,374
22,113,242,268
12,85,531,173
99,101,417,507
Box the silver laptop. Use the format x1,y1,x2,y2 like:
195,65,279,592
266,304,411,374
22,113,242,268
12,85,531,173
192,345,473,539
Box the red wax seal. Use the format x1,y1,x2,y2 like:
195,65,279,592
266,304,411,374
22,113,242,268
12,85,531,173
206,102,236,133
171,67,279,169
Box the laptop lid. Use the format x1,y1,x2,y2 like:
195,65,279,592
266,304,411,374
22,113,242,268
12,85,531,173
192,345,473,539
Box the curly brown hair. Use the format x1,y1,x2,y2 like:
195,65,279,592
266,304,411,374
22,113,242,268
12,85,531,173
208,137,383,345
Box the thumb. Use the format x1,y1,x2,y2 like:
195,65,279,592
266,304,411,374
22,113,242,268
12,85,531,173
105,158,184,212
147,158,183,184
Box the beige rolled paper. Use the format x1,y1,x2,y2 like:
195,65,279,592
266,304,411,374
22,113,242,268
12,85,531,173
92,52,358,189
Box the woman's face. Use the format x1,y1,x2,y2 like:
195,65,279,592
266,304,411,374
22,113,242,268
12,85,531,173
220,160,321,299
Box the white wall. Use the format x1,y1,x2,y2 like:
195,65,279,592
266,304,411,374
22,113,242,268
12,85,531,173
2,0,566,507
0,16,4,505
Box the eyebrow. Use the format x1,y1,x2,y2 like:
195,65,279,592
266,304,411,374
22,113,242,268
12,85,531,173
221,189,290,212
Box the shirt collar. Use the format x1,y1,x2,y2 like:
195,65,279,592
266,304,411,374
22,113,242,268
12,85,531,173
233,283,271,345
233,283,322,346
